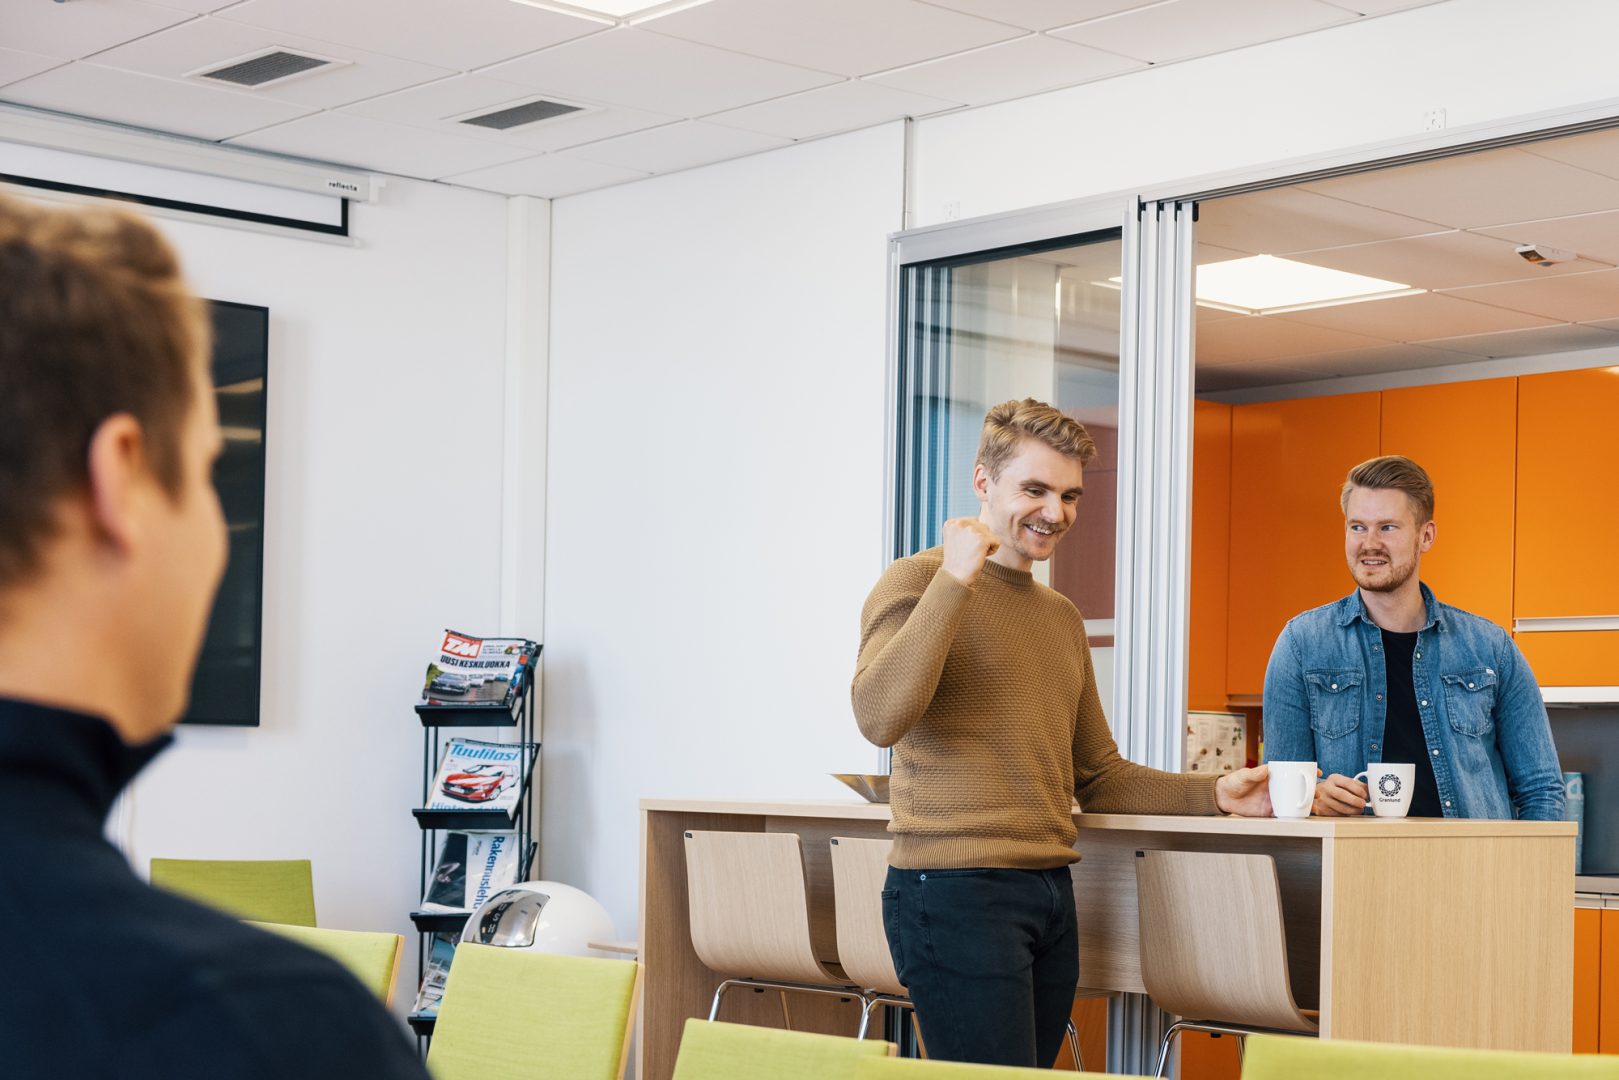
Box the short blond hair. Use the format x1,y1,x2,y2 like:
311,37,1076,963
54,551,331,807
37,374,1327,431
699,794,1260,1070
975,398,1097,480
1341,455,1434,524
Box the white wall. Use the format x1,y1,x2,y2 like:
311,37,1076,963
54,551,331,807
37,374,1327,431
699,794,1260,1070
118,176,514,1010
544,122,904,936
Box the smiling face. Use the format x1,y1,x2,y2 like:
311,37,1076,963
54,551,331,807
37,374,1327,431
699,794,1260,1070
973,437,1085,569
1344,484,1434,595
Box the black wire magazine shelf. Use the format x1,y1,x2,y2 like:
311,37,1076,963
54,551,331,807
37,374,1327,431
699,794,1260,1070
414,645,541,728
412,752,536,830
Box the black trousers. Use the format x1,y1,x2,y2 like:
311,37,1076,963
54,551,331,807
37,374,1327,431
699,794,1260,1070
881,864,1079,1067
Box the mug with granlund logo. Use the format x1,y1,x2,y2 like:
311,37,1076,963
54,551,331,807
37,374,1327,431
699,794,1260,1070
1353,762,1416,817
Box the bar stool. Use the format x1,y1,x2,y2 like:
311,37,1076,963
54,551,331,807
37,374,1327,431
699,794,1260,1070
1134,849,1317,1078
829,836,1086,1068
683,830,867,1027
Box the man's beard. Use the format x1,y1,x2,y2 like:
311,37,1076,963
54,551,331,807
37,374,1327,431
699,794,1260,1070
1352,552,1417,593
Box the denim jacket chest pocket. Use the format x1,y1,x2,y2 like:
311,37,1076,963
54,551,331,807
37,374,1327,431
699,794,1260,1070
1305,670,1362,739
1442,668,1497,737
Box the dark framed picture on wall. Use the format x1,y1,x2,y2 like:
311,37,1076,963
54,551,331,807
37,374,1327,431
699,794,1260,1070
183,300,269,726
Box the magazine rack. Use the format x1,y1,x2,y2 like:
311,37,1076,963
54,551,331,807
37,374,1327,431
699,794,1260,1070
407,645,542,1041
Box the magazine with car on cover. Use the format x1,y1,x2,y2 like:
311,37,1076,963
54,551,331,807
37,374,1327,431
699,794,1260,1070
411,932,458,1018
420,629,537,708
424,738,534,814
420,831,523,913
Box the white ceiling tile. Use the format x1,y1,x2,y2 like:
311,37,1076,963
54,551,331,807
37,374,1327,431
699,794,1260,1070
1267,292,1559,341
148,0,253,11
482,27,839,117
866,33,1140,106
229,110,537,178
1268,342,1479,378
1195,312,1394,364
643,0,1023,78
0,62,310,141
1315,0,1446,13
916,0,1166,32
0,48,66,89
1441,269,1619,325
1195,362,1326,392
1522,128,1619,182
1049,0,1353,64
1198,188,1446,256
0,0,193,60
1416,323,1619,360
444,154,648,198
563,120,787,175
1289,229,1608,291
345,75,677,152
89,18,451,108
1301,146,1619,230
706,80,957,141
1470,209,1619,267
218,0,604,70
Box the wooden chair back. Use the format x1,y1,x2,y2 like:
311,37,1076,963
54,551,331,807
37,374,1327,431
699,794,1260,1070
682,830,840,985
1134,850,1316,1033
829,837,904,996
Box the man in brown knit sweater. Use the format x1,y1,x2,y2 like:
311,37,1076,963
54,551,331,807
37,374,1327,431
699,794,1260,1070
853,398,1271,1068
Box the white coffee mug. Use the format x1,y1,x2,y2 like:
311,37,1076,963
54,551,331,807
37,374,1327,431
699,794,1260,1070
1354,762,1416,817
1268,761,1317,819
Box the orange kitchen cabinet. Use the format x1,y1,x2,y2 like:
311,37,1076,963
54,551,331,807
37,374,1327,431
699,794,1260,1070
1226,392,1381,696
1603,908,1619,1053
1051,996,1107,1071
1518,369,1619,620
1380,378,1516,632
1189,400,1233,712
1576,905,1601,1053
1179,1029,1239,1078
1518,631,1619,688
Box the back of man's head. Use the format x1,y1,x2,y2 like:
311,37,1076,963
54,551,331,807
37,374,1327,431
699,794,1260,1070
1340,454,1435,524
976,397,1098,479
0,193,209,593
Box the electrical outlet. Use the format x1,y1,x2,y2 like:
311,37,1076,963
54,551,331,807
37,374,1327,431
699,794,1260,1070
1423,108,1447,131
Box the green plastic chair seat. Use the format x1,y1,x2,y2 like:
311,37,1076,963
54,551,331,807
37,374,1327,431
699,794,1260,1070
670,1019,893,1080
149,858,316,926
1243,1034,1619,1079
428,944,641,1080
247,921,402,1006
854,1055,1138,1078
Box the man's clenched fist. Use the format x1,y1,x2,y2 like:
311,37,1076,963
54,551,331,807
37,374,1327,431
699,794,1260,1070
941,517,1000,586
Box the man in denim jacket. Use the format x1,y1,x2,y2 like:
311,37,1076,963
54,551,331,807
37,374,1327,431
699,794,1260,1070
1263,456,1563,820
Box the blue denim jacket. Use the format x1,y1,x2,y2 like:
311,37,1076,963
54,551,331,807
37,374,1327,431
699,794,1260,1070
1262,584,1564,820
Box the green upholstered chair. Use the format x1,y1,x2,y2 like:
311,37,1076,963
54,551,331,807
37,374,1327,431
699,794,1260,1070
1242,1035,1619,1079
247,922,403,1006
428,944,642,1080
149,858,317,926
854,1055,1135,1078
670,1018,893,1080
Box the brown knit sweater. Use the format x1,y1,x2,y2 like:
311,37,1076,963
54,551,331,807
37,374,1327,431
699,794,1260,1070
852,548,1219,869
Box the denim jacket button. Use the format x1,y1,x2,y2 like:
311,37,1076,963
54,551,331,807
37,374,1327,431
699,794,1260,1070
1468,682,1475,689
1421,700,1429,707
1331,683,1338,690
1432,748,1440,755
1415,652,1422,660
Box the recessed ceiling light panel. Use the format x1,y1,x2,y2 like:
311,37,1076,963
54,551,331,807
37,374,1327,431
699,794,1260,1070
508,0,714,24
1193,255,1423,315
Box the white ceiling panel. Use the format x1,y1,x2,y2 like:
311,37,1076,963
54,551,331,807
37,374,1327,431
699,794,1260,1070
1470,209,1619,268
916,0,1165,32
1268,292,1559,341
1523,128,1619,181
1049,0,1353,64
0,48,66,89
563,119,787,175
482,28,839,118
444,154,648,198
90,18,451,109
1198,188,1445,257
1317,0,1443,12
1416,323,1619,360
218,0,603,70
643,0,1022,79
343,75,677,152
0,0,193,61
150,0,251,11
1195,361,1327,392
1269,342,1479,378
707,80,957,141
1196,313,1393,365
1290,229,1609,291
866,32,1141,106
0,62,310,141
229,110,537,178
1301,147,1619,230
1442,269,1619,325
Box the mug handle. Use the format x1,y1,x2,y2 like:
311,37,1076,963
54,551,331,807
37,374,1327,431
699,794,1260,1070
1353,769,1369,785
1296,772,1311,813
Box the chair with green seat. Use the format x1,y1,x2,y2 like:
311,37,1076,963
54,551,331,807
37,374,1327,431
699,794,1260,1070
149,858,316,926
854,1056,1140,1077
247,922,403,1006
670,1018,893,1080
1241,1034,1619,1080
428,943,642,1080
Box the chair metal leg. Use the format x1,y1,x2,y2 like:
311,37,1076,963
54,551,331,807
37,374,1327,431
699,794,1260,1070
708,979,737,1021
857,996,881,1040
1153,1020,1191,1079
1065,1019,1083,1072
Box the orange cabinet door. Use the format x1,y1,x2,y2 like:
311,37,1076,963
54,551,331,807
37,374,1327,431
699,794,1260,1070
1190,400,1233,712
1603,909,1619,1053
1226,393,1381,696
1576,906,1601,1053
1381,379,1516,632
1518,369,1619,620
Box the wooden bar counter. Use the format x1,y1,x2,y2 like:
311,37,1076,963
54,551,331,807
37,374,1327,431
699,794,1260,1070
638,797,1575,1080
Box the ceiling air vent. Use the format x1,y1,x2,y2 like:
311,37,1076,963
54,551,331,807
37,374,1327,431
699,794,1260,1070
190,48,343,89
459,99,585,132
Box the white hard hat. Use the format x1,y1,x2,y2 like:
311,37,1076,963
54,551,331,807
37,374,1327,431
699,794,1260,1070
462,880,616,958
